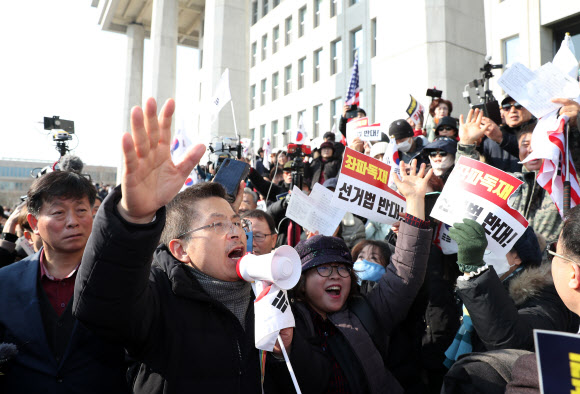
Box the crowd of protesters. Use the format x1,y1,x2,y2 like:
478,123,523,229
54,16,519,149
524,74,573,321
2,81,580,394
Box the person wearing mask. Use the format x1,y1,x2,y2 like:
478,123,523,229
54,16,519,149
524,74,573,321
389,119,427,166
434,116,459,140
422,136,458,184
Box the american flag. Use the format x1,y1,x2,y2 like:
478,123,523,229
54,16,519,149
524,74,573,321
345,53,360,106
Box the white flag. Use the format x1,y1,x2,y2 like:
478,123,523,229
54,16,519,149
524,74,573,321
262,138,272,170
210,69,232,119
252,282,295,351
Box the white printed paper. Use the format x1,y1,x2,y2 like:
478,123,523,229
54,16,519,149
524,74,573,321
286,184,345,236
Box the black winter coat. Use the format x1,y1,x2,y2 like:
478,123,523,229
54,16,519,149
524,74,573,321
457,264,579,352
305,157,341,189
73,188,285,394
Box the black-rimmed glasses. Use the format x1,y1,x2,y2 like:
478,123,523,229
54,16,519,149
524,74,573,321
253,232,276,242
316,265,352,278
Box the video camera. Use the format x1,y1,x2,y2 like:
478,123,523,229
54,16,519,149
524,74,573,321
44,115,75,156
287,143,311,160
207,136,242,173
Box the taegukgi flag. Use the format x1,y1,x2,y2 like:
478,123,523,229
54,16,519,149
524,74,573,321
252,282,295,351
210,68,232,120
295,114,308,144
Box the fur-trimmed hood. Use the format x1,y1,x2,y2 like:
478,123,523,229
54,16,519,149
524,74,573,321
508,263,553,306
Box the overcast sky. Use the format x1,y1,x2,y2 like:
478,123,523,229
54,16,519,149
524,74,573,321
0,0,198,167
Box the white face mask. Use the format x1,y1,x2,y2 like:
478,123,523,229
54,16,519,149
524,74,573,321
483,249,511,277
429,154,454,176
397,138,413,153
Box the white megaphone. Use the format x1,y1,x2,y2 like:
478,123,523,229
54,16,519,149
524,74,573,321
236,245,302,290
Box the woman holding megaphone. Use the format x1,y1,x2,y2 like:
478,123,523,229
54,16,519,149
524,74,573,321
265,160,433,394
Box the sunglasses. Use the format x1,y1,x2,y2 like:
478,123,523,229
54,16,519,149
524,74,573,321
429,151,448,158
439,126,456,131
501,102,524,110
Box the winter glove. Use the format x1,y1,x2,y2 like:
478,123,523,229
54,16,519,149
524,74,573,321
448,218,488,273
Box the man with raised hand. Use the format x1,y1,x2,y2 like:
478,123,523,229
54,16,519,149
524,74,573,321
73,98,291,394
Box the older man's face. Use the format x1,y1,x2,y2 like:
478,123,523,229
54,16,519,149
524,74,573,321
239,192,257,214
503,100,532,128
518,132,542,171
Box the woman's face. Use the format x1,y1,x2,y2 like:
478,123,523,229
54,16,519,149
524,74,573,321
357,245,384,267
304,263,351,319
435,103,449,119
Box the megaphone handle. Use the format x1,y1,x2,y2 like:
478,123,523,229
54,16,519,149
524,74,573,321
277,334,302,394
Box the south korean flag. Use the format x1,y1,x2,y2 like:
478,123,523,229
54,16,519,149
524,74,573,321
252,281,295,351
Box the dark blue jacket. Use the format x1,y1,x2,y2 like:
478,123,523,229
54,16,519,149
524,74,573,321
0,251,128,394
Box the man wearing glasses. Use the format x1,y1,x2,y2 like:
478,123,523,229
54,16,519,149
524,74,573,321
73,98,290,394
241,210,278,256
457,95,536,172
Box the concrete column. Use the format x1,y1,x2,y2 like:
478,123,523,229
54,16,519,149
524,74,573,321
118,23,145,183
151,0,178,116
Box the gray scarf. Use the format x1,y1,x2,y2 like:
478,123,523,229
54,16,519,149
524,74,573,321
188,266,251,329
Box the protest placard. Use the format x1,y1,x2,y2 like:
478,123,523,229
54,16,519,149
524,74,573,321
430,156,528,255
345,117,369,145
286,183,345,236
331,147,406,225
405,95,425,124
534,329,580,394
349,123,384,142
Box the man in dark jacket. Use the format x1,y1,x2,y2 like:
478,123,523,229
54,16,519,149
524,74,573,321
73,98,290,394
0,170,128,394
389,119,427,166
305,141,341,189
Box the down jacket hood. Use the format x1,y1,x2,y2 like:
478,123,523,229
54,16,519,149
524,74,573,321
508,263,553,306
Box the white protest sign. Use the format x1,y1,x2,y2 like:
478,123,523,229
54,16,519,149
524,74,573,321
430,156,528,255
286,184,345,236
331,147,406,225
354,124,384,142
405,94,425,124
345,117,369,145
498,62,580,119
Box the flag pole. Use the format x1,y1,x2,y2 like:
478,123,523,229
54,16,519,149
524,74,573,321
277,334,302,394
564,119,571,216
230,100,242,159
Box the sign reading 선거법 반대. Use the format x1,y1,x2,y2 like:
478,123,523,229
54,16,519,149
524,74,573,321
430,156,528,255
331,147,406,225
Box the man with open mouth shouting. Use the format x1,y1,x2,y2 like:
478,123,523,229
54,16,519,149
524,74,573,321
73,98,290,394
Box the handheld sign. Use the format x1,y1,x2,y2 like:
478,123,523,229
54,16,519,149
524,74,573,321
331,147,406,225
535,329,580,394
345,117,369,145
430,156,528,255
405,94,425,124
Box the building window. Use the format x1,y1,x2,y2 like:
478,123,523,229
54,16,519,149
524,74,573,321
314,0,321,28
298,110,306,128
331,0,341,17
313,48,322,82
371,84,376,121
251,128,256,143
260,124,266,143
262,34,268,60
273,26,280,54
252,1,258,25
250,84,256,110
313,104,321,138
351,27,362,65
298,57,306,89
371,18,377,57
273,0,280,7
330,97,341,128
299,6,306,37
284,115,292,145
261,79,267,105
285,16,292,45
272,120,279,143
331,39,342,75
263,0,268,17
251,42,257,67
503,35,520,66
284,65,292,95
272,72,279,101
350,0,359,5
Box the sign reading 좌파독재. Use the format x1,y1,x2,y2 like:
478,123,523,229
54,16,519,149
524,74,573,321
534,329,580,394
331,147,406,225
430,156,528,255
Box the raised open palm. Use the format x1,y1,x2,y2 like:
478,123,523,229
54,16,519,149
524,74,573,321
119,98,206,223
